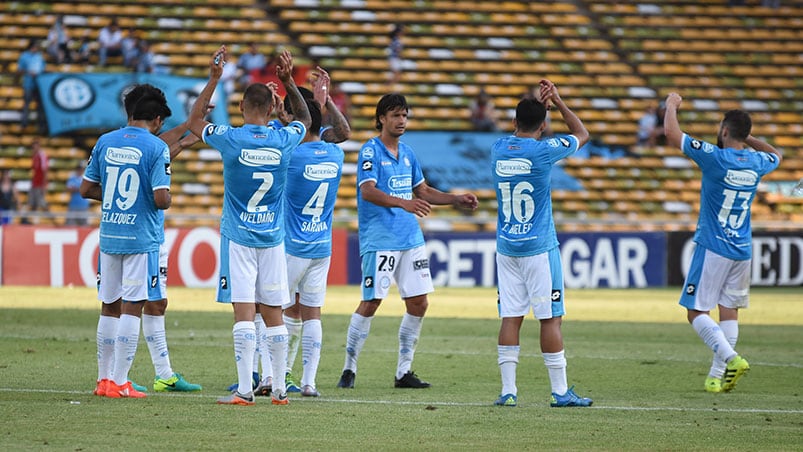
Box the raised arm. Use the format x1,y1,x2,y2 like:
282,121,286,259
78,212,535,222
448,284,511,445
276,50,311,129
313,67,351,143
540,79,589,146
745,135,783,163
663,92,684,149
187,45,226,139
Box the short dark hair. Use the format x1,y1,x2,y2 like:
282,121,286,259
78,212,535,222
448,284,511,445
131,94,171,122
283,86,315,115
124,84,166,118
375,93,408,131
722,109,751,141
515,98,547,133
242,83,272,115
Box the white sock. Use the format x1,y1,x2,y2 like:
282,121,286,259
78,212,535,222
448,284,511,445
343,313,372,373
300,319,322,388
112,314,141,386
692,315,737,363
142,314,173,380
96,315,118,381
254,314,265,379
284,314,303,374
396,313,423,379
266,325,289,395
709,320,739,378
498,345,520,396
543,350,568,395
233,321,256,395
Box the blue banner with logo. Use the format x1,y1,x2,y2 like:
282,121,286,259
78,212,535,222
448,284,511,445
36,73,228,136
402,131,583,192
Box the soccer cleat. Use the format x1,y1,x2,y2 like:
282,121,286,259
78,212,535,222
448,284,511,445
216,391,255,406
704,377,722,393
153,373,202,392
337,369,355,388
254,377,273,397
301,385,320,397
129,380,148,393
722,355,749,392
106,381,147,399
394,371,431,388
550,386,592,407
94,379,109,396
227,372,260,392
494,393,517,407
271,391,289,405
285,372,301,393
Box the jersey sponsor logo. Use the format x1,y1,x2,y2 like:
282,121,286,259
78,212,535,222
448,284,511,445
303,162,339,181
495,158,531,177
551,290,561,301
239,148,282,167
105,146,142,165
691,139,702,150
362,147,374,159
388,175,412,190
724,169,758,187
685,284,695,295
381,160,392,166
363,276,374,288
413,258,429,270
362,160,373,171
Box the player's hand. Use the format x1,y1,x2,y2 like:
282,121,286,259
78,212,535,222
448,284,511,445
311,66,331,108
404,198,432,217
665,92,682,109
210,45,226,79
539,79,560,108
276,50,294,83
454,193,479,211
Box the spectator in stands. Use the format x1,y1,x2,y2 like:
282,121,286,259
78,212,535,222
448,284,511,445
66,162,89,226
387,24,404,84
237,42,267,88
664,92,782,394
636,104,658,146
469,88,499,132
17,39,45,131
121,27,141,70
75,31,93,64
761,0,780,8
97,18,124,66
28,138,49,220
136,41,164,74
650,102,667,146
0,169,19,225
46,15,73,64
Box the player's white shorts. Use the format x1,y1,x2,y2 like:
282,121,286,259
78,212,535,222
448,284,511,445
97,250,165,303
158,243,168,294
361,246,434,301
496,247,565,320
217,236,290,307
679,245,750,312
287,254,331,308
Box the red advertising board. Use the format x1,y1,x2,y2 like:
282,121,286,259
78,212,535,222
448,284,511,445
0,225,348,287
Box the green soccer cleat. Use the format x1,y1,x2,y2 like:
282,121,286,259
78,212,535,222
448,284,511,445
285,372,301,393
129,380,148,393
494,393,517,407
704,377,722,393
153,372,202,392
722,356,749,392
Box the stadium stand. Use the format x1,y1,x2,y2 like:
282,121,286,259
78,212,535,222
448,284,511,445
0,0,800,231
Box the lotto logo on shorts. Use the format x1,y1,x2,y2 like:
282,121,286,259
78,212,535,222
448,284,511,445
551,290,562,301
220,276,228,290
686,284,696,295
364,277,374,288
413,259,429,270
150,276,158,288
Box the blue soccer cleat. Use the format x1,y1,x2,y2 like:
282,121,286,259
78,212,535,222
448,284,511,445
494,393,517,407
550,386,593,407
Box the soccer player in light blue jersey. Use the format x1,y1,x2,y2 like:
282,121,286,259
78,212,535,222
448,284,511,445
492,79,593,408
664,92,782,393
337,93,478,390
187,46,311,406
81,91,173,399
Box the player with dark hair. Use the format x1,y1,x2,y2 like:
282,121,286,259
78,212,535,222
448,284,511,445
81,86,172,399
336,93,478,389
664,93,782,393
187,46,311,406
491,79,593,408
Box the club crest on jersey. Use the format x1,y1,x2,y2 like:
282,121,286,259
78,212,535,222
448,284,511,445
362,147,374,159
239,148,281,167
702,142,715,153
404,157,411,167
214,125,229,135
495,158,531,177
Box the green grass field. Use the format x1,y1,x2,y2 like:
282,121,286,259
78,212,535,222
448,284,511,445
1,286,801,451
